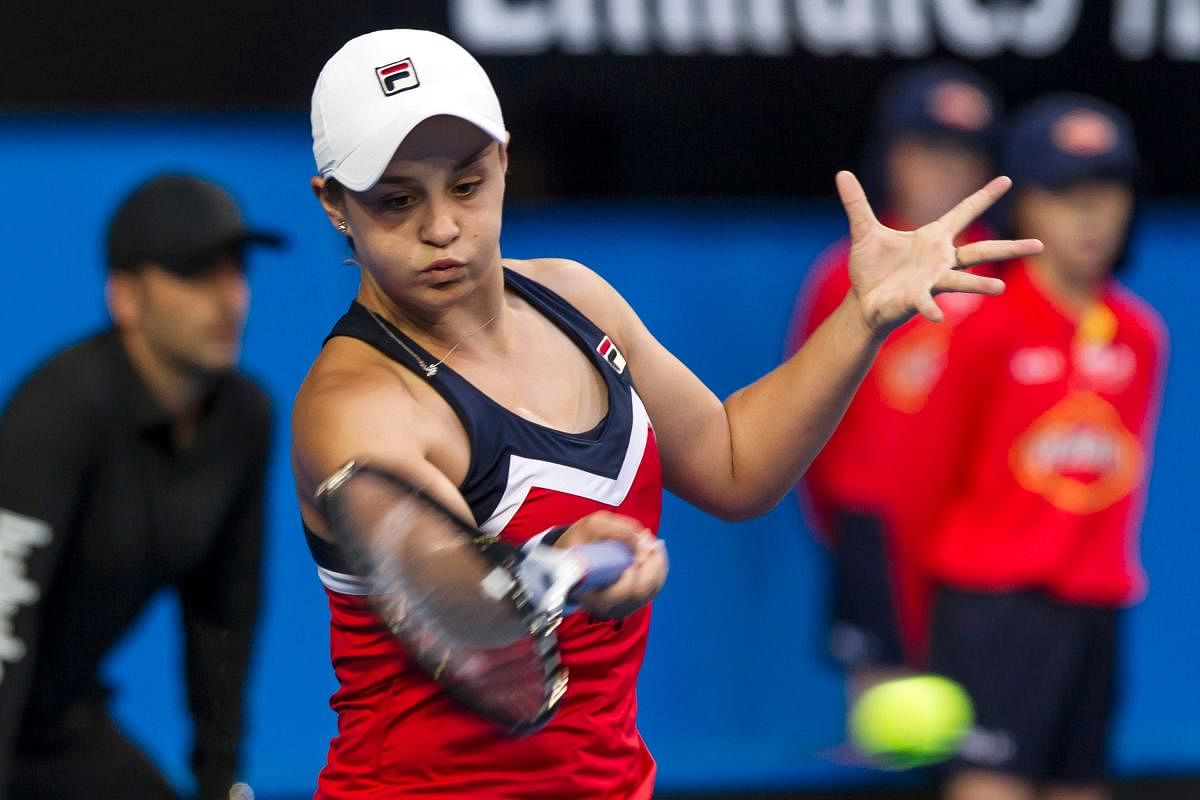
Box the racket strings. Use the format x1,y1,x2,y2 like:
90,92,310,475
321,465,564,731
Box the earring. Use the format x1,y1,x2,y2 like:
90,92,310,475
336,220,349,233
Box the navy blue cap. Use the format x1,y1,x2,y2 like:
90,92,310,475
1003,93,1139,191
107,175,285,275
875,63,1002,152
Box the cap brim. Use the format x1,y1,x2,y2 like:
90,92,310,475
898,123,995,151
202,229,287,257
328,105,507,192
167,229,288,275
1022,157,1140,192
236,230,287,249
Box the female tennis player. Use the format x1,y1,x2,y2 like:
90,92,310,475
292,29,1041,799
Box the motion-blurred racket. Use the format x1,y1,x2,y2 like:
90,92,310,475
314,460,633,734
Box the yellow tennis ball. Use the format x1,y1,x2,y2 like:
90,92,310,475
849,675,974,769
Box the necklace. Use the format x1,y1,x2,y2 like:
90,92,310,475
368,309,499,378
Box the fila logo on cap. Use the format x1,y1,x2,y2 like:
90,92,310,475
375,58,420,96
596,336,626,374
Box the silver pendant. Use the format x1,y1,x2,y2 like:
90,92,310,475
425,365,439,377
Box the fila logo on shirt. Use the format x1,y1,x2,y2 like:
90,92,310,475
376,58,420,96
596,336,627,374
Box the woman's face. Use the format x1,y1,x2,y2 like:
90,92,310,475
315,115,508,314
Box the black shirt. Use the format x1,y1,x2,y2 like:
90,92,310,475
0,330,271,798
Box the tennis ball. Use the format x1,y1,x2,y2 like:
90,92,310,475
849,674,974,769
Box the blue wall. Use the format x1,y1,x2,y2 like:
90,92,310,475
3,116,1196,796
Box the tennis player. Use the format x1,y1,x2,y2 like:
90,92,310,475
921,95,1167,800
786,63,1003,686
292,29,1040,799
0,175,279,799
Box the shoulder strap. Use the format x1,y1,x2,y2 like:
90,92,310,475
503,268,633,387
324,302,442,378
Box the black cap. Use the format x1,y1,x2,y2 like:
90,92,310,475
1003,93,1140,191
875,63,1002,152
107,175,285,275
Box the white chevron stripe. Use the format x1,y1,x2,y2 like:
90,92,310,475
479,388,651,536
317,565,370,596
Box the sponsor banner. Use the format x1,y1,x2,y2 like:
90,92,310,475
2,1,1196,196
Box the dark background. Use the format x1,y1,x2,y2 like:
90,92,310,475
4,0,1196,197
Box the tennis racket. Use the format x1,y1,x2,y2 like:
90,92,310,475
314,460,634,734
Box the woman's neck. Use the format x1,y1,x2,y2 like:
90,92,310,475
357,263,511,353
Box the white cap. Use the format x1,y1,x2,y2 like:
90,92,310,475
311,30,506,192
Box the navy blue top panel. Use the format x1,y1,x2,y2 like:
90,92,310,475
323,268,637,525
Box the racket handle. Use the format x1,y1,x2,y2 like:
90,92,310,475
569,541,635,596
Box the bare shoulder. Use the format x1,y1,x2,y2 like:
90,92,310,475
294,339,413,422
292,337,479,536
292,337,426,497
505,257,632,338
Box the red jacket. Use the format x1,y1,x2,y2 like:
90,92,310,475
919,261,1168,605
786,221,994,660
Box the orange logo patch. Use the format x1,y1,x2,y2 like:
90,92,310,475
878,325,950,413
1010,391,1143,514
927,80,993,132
1052,109,1118,157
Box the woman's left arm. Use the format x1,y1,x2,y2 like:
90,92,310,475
592,173,1040,520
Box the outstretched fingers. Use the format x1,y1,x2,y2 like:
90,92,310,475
915,292,945,324
836,171,879,241
954,238,1044,269
934,269,1006,297
937,176,1013,235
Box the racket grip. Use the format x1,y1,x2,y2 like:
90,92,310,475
570,541,635,596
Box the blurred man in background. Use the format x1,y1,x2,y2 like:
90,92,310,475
922,95,1166,800
0,175,280,800
786,63,1002,692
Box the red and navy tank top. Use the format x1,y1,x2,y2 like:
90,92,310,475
305,268,662,799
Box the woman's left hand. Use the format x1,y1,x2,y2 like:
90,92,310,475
837,171,1043,336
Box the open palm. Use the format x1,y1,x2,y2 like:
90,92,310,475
836,171,1043,333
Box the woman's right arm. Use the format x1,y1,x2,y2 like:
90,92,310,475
290,348,662,617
